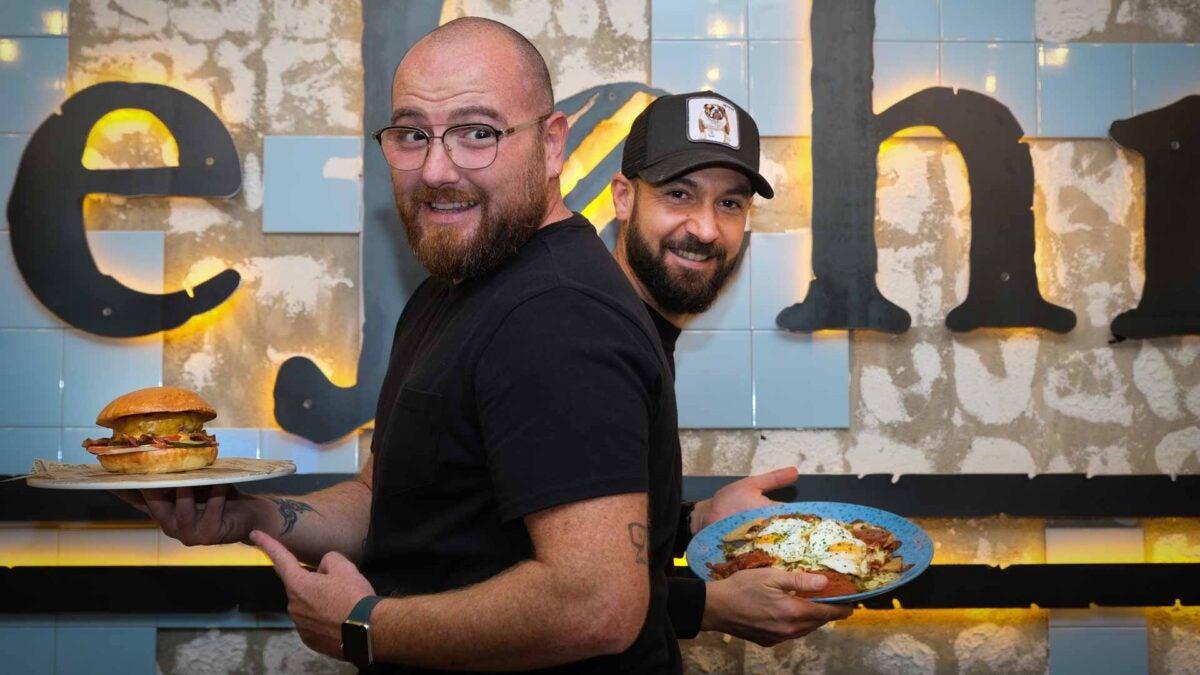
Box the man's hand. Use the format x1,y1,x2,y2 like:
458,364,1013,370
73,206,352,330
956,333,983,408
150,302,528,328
251,530,377,660
114,485,262,545
691,467,798,534
702,567,853,646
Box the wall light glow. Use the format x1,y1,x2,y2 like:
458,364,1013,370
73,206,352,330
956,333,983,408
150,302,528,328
0,39,19,63
706,67,721,82
559,90,655,197
43,10,68,35
985,74,998,94
708,18,731,37
1042,47,1070,67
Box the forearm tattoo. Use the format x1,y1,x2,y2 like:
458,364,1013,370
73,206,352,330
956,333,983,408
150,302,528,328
268,497,318,536
627,522,649,566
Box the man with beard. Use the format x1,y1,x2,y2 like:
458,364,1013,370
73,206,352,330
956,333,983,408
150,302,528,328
610,92,854,646
121,18,682,674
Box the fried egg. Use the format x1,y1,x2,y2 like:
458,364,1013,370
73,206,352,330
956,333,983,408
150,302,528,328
807,519,867,575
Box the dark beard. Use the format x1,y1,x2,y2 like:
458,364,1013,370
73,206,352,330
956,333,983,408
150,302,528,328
396,152,548,280
623,204,736,315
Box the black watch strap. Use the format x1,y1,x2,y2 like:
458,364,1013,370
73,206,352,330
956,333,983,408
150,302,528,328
342,595,385,669
347,595,384,623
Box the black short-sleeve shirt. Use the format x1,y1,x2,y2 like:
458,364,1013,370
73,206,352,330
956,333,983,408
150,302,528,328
361,215,682,675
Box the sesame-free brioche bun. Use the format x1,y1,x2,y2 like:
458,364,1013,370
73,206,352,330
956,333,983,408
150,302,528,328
96,445,218,474
96,386,216,428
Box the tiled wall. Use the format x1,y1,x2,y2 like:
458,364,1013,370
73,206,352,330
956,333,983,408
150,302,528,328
0,2,364,476
650,0,1200,137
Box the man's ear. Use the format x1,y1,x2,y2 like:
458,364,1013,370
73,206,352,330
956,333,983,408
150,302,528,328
543,111,569,177
610,173,635,222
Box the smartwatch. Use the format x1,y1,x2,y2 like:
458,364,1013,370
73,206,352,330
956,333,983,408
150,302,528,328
342,595,385,669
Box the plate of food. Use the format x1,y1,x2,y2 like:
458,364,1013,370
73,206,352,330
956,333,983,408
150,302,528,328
25,385,295,490
686,502,933,604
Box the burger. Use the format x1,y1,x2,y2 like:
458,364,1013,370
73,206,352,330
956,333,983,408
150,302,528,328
82,386,220,473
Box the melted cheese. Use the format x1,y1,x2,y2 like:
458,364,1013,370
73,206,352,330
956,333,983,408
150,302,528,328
112,412,207,437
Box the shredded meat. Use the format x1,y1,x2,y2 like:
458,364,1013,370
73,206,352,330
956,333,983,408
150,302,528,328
706,549,776,580
82,431,217,453
798,570,860,598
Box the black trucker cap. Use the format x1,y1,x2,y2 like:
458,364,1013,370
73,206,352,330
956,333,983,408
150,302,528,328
621,91,773,199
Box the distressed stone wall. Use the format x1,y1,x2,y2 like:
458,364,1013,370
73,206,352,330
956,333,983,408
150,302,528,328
55,0,1200,673
71,0,364,428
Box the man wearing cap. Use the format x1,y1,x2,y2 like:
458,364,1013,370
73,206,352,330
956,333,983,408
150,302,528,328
612,91,854,646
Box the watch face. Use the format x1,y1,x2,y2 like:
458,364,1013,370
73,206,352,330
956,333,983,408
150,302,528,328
342,620,372,668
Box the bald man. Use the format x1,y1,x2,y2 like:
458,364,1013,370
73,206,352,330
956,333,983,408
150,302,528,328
120,17,683,675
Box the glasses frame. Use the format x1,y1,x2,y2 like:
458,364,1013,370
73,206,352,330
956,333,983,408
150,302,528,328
372,112,553,171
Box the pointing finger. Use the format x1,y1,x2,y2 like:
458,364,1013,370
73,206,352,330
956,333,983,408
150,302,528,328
251,530,306,585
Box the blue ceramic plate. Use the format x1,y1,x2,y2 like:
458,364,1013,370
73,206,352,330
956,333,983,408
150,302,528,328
686,501,933,603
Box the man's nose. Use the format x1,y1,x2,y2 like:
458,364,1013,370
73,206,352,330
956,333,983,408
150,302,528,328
685,205,720,243
420,139,461,187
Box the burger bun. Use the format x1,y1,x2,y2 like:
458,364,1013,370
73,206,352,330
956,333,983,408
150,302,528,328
96,445,218,474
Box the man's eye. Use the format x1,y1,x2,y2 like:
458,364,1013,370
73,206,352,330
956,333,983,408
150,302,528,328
395,128,429,143
459,126,498,142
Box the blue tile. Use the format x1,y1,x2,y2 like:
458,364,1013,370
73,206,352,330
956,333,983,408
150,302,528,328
207,427,259,459
750,231,812,330
0,330,61,426
653,0,746,39
1039,44,1132,138
56,613,159,627
0,38,68,134
748,0,809,40
87,230,165,294
1,134,30,230
873,42,940,114
652,41,749,109
680,241,751,330
752,330,849,428
942,42,1037,135
1049,626,1148,675
1133,44,1200,115
874,0,939,41
61,427,107,465
0,232,62,328
261,429,358,473
0,1,70,36
0,627,55,675
62,330,162,427
675,331,753,428
749,41,810,135
57,626,156,675
263,136,362,234
0,427,59,474
942,0,1034,41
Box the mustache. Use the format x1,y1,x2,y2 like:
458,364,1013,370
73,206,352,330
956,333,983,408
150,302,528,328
662,234,725,261
409,186,484,205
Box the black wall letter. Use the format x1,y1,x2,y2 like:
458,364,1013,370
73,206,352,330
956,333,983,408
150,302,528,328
1109,95,1200,339
7,82,241,337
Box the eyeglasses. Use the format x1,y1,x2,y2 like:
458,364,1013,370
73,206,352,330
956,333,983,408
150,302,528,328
372,113,552,171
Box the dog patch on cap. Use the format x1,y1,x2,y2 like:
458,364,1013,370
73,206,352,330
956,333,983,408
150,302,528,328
686,97,740,148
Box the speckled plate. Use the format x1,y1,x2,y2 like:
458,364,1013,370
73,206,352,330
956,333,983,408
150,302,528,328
686,501,933,604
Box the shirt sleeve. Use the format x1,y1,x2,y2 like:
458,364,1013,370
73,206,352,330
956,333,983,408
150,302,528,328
666,576,706,639
475,288,663,522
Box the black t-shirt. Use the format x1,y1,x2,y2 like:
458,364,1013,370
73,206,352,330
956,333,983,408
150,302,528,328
362,214,682,674
642,302,707,640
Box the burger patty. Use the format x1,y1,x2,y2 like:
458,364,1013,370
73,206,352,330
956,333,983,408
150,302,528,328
82,430,218,452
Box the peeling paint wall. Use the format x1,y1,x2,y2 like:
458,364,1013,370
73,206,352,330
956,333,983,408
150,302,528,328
71,0,364,428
